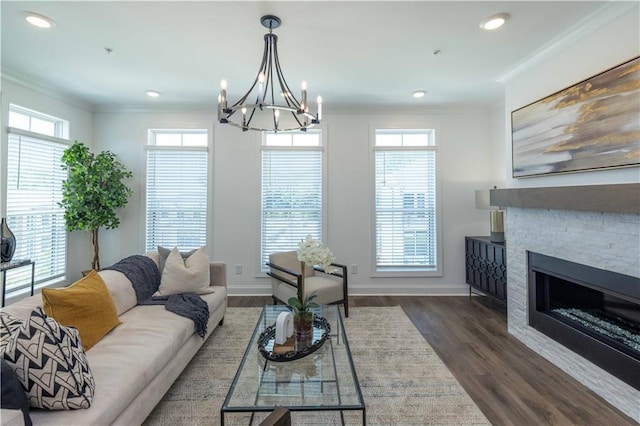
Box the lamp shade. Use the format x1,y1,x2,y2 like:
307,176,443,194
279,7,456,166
475,189,497,210
475,189,505,243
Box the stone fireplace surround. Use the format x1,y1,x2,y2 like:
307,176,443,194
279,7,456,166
491,184,640,422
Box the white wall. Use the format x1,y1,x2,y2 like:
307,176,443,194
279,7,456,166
0,77,94,283
94,106,493,295
503,4,640,188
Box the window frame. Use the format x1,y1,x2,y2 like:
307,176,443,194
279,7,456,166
143,129,210,253
4,104,70,299
258,129,327,275
370,126,443,278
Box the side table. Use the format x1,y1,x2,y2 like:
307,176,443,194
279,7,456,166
1,259,35,307
465,236,507,304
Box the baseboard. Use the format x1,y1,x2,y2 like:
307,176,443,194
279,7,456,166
227,284,471,297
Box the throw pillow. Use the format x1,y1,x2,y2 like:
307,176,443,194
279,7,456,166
1,359,32,426
42,270,121,350
1,313,24,353
155,246,214,296
157,245,197,275
2,308,95,410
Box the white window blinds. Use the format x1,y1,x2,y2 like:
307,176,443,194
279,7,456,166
261,131,323,271
145,147,208,251
374,129,438,271
5,130,68,294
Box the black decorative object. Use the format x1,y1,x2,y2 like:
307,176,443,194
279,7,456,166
258,316,330,362
1,218,16,263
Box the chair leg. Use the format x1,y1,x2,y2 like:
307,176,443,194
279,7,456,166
272,296,279,306
344,300,349,318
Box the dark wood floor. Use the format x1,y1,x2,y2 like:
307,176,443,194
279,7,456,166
228,295,637,426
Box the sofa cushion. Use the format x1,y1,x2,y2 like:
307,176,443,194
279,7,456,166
2,308,95,410
156,247,214,296
157,246,196,275
1,313,24,353
98,270,137,316
42,270,121,350
1,358,32,426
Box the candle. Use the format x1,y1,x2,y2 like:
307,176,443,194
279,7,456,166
301,81,307,112
258,72,265,103
220,80,227,110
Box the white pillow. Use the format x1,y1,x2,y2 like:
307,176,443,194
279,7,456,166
155,247,214,296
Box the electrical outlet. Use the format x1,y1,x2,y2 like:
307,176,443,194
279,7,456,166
351,264,358,274
235,264,242,275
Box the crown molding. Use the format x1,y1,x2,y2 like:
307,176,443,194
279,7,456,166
1,67,94,113
496,1,639,85
93,102,494,116
93,103,215,114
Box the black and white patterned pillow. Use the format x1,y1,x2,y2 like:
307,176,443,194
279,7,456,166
1,312,24,353
2,308,95,410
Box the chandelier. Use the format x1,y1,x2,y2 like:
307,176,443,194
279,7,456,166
217,15,322,132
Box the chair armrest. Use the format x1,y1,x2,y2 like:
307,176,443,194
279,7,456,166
209,261,227,287
314,262,347,277
266,262,302,289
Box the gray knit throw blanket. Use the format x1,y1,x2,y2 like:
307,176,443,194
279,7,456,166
103,255,209,338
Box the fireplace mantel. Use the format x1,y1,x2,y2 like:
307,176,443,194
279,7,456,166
490,183,640,214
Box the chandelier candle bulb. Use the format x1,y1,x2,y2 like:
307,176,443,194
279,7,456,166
317,96,323,120
219,80,227,110
241,107,247,130
301,81,308,113
258,72,265,104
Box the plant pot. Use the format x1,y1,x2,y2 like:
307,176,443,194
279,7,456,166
294,311,314,351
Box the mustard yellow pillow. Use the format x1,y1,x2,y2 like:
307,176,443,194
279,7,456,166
42,270,121,350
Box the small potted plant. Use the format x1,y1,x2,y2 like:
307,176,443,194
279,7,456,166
288,292,318,350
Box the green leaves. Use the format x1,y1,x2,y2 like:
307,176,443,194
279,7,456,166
58,141,133,269
288,292,319,313
59,141,133,232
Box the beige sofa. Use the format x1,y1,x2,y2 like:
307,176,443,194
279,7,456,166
1,252,227,425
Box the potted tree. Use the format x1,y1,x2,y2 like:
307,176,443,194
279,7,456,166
59,141,133,271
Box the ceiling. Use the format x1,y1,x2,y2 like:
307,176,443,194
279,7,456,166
1,1,625,110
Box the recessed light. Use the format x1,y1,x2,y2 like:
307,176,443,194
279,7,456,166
24,12,55,29
412,90,426,98
146,90,161,98
480,13,510,31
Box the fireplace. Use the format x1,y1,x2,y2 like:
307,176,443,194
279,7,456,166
491,184,640,421
528,251,640,389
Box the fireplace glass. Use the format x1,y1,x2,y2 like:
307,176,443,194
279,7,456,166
528,252,640,389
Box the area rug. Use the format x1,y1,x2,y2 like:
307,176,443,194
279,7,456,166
143,306,490,425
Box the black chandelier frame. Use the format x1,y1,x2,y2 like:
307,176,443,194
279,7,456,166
218,15,321,132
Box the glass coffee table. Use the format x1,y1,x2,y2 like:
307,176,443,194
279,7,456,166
221,305,365,425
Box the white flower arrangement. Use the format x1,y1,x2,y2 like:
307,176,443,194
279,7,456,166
297,235,338,274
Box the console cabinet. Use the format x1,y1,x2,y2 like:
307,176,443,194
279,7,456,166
465,236,507,302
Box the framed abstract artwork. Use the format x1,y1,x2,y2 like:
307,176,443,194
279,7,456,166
511,56,640,178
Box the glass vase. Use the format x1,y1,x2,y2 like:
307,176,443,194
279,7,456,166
294,310,314,351
1,218,16,263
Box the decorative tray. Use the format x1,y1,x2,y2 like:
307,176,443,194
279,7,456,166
257,316,331,362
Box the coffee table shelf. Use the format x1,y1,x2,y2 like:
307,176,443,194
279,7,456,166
221,304,365,425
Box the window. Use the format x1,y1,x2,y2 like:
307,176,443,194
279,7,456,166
145,130,208,251
374,129,438,272
5,105,69,297
261,131,323,271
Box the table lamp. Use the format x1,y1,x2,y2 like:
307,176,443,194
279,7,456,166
475,187,505,243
